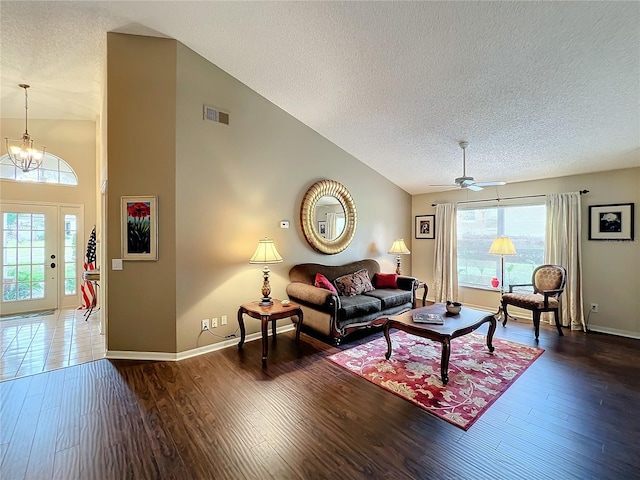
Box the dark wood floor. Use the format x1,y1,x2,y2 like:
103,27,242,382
1,316,639,480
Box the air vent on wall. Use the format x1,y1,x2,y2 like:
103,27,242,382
203,105,230,125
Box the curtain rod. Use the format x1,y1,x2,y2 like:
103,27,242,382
431,190,589,207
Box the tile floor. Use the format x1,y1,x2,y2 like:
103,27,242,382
0,308,105,382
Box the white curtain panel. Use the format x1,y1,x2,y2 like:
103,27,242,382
326,212,337,240
545,192,586,331
433,203,458,302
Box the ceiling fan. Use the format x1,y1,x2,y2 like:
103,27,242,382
432,141,506,191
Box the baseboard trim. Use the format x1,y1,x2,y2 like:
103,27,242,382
587,325,640,340
106,324,296,361
425,299,640,339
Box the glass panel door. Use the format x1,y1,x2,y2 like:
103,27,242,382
1,204,58,315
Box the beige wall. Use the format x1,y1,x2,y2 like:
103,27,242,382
106,33,178,352
107,34,411,354
0,119,96,215
412,167,640,338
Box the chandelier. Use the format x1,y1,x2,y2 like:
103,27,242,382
5,84,46,172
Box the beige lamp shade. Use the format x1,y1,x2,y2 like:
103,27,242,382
249,238,283,264
488,237,517,256
387,238,411,255
250,238,283,306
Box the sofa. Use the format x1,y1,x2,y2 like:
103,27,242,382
286,259,419,344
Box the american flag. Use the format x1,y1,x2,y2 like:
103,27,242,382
80,226,97,309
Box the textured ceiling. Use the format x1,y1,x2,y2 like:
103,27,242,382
1,1,638,194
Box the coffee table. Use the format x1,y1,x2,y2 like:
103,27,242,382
384,303,496,384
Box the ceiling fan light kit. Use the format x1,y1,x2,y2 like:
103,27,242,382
4,84,46,173
432,141,506,191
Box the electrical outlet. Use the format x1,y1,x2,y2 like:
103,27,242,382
201,319,209,331
212,317,218,328
590,303,599,313
221,315,228,326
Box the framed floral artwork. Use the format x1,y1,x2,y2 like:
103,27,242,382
121,196,158,260
588,203,634,241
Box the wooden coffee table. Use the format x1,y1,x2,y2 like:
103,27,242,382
384,303,496,384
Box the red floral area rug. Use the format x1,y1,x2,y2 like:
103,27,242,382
327,331,543,430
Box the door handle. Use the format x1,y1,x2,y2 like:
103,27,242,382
50,263,56,268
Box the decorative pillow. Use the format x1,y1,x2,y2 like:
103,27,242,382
314,273,338,295
374,272,398,289
333,269,375,297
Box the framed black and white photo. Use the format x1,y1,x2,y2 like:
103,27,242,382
415,215,435,239
589,203,634,241
317,221,327,238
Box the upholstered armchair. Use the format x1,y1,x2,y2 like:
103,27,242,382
501,264,567,340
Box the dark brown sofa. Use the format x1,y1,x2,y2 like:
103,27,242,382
286,259,418,344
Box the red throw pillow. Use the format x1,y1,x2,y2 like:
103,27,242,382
375,272,398,289
314,273,338,295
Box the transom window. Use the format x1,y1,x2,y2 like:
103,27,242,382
0,153,78,185
457,203,546,289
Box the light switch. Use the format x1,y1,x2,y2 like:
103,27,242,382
280,220,290,229
112,259,123,270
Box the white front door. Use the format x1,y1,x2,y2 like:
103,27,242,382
1,204,59,315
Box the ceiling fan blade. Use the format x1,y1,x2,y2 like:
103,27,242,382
473,181,507,187
465,184,484,192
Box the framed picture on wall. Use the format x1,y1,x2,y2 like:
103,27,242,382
318,221,327,238
588,203,634,241
415,215,435,239
121,195,158,260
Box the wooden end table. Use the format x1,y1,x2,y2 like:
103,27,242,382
237,299,303,365
384,303,496,385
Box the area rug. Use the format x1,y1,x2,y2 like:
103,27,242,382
327,331,543,430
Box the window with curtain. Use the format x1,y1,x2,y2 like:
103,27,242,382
457,203,546,289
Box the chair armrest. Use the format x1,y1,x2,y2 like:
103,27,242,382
397,276,418,291
286,282,337,308
542,288,564,307
508,283,533,293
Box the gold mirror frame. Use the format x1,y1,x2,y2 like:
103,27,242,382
301,180,357,254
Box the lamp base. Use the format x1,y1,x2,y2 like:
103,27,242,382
259,297,274,307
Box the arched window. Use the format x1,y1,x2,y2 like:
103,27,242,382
0,153,78,185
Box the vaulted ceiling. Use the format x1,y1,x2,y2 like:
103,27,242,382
1,1,638,194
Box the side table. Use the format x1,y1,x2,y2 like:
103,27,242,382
237,299,304,365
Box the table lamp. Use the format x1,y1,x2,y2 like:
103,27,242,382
387,238,410,275
489,236,517,319
249,238,283,306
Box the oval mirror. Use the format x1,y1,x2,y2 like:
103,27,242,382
301,180,357,254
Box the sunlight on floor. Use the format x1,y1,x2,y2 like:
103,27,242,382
0,308,105,381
